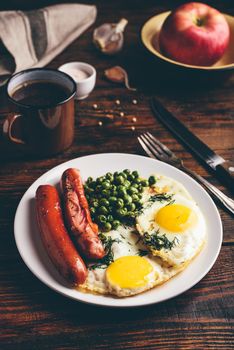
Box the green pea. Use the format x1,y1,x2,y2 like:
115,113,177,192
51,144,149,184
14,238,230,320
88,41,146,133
90,207,96,215
123,169,131,175
87,176,93,184
106,172,113,181
97,215,107,223
149,175,157,186
84,184,89,191
115,175,124,185
117,185,126,192
103,222,112,232
97,176,104,184
89,181,97,189
121,172,127,179
138,193,143,200
85,187,94,194
124,180,131,188
112,190,118,197
138,185,143,193
126,203,136,211
107,214,114,223
132,171,139,178
128,186,138,195
111,184,117,191
125,211,136,220
141,179,149,187
102,181,111,189
100,198,109,207
134,178,141,184
109,196,117,205
96,184,102,192
123,194,133,204
127,174,134,181
102,189,110,197
116,198,124,208
118,188,127,198
114,171,119,177
86,194,90,201
112,220,120,230
116,208,127,218
93,201,99,208
132,194,139,202
98,206,109,215
131,183,138,188
135,202,142,209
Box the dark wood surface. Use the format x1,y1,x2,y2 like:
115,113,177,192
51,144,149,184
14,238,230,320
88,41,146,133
1,1,234,349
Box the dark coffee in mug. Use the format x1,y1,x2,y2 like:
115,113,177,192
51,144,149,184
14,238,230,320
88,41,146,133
11,81,71,107
5,68,76,156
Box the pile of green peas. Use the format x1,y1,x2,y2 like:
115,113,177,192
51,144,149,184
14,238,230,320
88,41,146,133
84,169,156,232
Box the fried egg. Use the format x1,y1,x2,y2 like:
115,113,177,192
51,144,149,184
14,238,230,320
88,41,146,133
80,226,176,297
136,175,206,267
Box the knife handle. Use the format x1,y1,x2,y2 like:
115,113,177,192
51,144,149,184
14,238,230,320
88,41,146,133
215,163,234,194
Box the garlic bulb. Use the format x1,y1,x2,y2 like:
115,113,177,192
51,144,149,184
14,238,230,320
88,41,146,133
104,66,137,91
93,18,128,55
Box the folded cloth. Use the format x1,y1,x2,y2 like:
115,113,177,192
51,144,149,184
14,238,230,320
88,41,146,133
0,3,97,85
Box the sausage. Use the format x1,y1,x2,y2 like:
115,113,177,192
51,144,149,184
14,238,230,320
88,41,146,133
61,168,105,260
36,184,87,286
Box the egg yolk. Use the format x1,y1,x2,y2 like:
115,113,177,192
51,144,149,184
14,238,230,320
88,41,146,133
155,204,197,232
106,256,153,289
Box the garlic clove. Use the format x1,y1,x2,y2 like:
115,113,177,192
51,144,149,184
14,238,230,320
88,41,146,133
104,66,137,91
93,18,128,55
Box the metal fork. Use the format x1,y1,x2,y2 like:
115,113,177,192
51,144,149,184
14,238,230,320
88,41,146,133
138,132,234,215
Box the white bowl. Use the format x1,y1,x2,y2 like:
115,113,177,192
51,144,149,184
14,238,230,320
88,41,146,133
58,62,96,100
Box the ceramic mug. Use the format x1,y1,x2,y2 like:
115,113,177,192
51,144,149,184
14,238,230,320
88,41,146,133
3,68,76,156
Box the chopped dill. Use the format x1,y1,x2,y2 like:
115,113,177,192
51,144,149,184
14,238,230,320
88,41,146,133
143,230,178,251
137,249,148,257
88,233,121,270
148,193,173,203
166,199,175,206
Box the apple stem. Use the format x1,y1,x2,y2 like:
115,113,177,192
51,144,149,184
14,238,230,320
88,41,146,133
196,17,205,27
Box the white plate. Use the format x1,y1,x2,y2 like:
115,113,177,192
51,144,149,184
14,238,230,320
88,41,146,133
14,153,222,307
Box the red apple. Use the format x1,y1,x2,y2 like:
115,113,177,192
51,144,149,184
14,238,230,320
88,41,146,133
159,2,230,66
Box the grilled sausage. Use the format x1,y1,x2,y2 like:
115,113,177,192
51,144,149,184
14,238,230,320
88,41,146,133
61,168,105,260
36,184,87,286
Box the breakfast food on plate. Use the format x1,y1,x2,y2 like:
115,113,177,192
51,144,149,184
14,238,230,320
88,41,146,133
36,185,87,286
35,169,206,297
159,2,230,66
61,168,105,260
135,176,206,268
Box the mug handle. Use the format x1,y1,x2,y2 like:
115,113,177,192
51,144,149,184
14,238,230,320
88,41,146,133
3,114,26,145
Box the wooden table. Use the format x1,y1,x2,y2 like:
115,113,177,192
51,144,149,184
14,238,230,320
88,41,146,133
1,1,233,349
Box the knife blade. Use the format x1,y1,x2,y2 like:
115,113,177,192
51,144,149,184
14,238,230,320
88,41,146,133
151,97,234,193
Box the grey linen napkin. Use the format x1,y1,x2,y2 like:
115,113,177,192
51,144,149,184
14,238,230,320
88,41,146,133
0,3,97,85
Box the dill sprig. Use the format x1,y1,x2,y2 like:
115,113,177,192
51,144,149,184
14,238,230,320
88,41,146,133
148,193,173,203
143,230,178,251
137,249,148,257
88,233,121,270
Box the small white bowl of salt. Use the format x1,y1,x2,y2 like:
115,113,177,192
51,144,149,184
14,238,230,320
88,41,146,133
58,62,96,100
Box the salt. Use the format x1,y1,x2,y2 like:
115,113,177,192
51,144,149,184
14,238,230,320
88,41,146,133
65,68,90,82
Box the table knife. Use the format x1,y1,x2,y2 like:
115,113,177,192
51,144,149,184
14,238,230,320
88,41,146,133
151,97,234,194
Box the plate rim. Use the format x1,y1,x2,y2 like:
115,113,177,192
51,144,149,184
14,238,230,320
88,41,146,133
14,152,223,307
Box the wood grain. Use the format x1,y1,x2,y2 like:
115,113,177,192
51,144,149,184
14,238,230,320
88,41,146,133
0,1,233,349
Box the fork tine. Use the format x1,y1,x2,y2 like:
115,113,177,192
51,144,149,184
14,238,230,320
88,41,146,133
143,133,164,155
146,132,173,156
140,134,164,161
138,136,156,159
